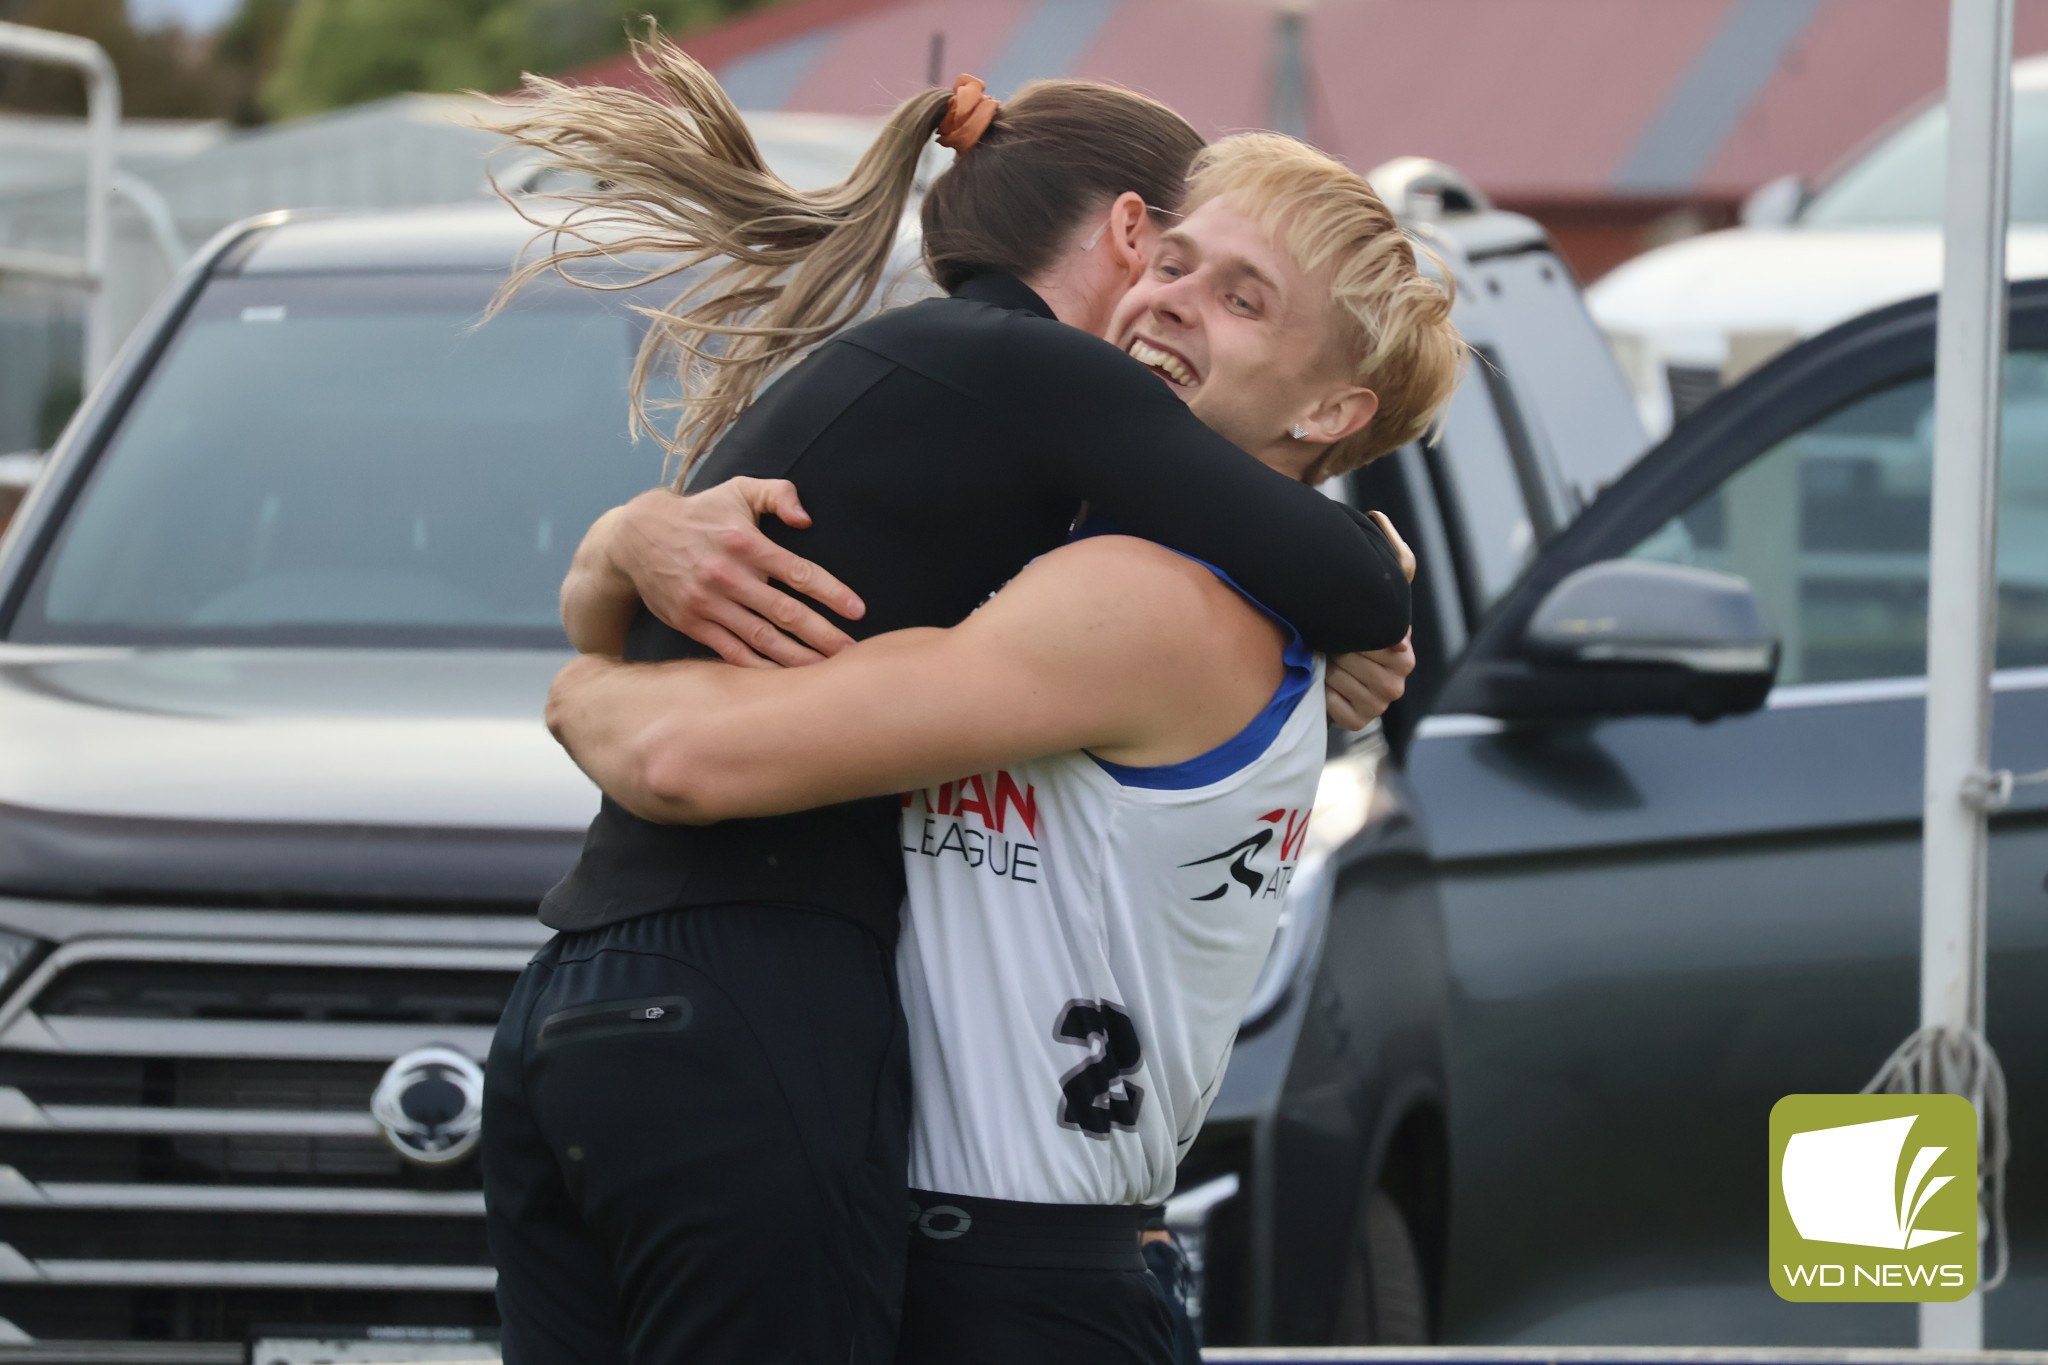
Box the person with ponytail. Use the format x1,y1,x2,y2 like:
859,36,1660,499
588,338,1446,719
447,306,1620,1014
480,40,1418,1365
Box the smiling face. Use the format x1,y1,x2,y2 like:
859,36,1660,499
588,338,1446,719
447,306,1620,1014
1106,194,1376,479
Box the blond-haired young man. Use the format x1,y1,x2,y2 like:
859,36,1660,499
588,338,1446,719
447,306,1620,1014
548,135,1462,1363
1118,134,1465,483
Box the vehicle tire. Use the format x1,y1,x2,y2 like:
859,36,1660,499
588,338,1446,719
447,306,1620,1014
1329,1186,1430,1344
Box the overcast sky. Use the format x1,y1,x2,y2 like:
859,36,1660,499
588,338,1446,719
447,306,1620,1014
127,0,240,31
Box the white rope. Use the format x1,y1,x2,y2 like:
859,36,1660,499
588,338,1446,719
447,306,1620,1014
1964,763,2048,812
1863,1025,2010,1290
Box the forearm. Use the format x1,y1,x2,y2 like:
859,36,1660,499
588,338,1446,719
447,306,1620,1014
548,537,1251,827
548,635,1033,825
1102,475,1409,652
1036,387,1410,652
559,506,641,655
546,655,700,820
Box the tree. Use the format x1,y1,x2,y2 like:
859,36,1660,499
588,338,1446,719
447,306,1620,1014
261,0,529,119
0,0,779,127
261,0,773,121
213,0,295,124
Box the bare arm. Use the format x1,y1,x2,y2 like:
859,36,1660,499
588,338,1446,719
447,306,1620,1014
546,537,1288,825
560,480,867,664
567,478,1412,723
558,504,638,656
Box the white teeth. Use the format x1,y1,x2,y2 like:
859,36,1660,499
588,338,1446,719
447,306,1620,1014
1128,339,1195,387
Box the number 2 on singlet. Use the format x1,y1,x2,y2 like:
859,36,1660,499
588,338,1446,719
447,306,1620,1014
1054,998,1145,1138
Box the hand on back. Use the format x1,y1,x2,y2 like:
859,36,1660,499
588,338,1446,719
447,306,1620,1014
562,480,865,666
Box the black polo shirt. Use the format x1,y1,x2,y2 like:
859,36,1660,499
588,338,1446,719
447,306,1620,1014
539,273,1408,941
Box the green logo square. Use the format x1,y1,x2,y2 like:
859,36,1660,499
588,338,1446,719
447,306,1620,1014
1770,1093,1978,1302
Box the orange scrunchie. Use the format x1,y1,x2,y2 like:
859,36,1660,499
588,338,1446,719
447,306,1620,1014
936,73,1001,153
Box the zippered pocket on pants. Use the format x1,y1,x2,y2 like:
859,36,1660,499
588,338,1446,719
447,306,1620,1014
537,995,694,1052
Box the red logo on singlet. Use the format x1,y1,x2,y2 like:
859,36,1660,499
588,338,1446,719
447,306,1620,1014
901,771,1040,882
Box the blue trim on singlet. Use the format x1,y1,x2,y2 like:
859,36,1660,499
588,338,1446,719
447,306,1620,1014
1070,523,1315,791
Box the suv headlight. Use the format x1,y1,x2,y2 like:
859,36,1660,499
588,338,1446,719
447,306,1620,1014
0,927,45,1001
1238,737,1385,1028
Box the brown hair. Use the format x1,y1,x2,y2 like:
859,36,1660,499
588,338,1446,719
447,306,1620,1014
482,35,1202,478
919,79,1201,293
1185,135,1466,482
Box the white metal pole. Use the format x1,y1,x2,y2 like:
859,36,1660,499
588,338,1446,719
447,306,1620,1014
1920,0,2012,1348
0,21,120,382
81,38,119,384
112,170,188,269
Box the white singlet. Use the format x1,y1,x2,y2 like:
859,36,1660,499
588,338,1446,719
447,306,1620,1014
896,559,1327,1208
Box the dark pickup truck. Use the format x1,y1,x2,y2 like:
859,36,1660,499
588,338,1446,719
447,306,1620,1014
1184,282,2048,1351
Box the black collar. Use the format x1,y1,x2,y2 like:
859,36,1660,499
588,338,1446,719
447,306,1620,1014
953,272,1057,321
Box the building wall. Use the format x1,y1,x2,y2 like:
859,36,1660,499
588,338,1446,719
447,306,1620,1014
1502,195,1743,284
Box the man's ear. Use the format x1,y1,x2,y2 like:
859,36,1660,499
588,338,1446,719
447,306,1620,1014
1297,385,1379,446
1103,191,1154,283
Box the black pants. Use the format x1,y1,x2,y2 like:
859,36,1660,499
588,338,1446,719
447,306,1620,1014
1141,1234,1203,1365
484,905,910,1365
895,1191,1174,1365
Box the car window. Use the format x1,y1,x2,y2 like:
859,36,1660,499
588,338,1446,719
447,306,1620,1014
1802,86,2048,226
1467,254,1647,509
12,272,671,648
1431,367,1537,611
1627,352,2048,685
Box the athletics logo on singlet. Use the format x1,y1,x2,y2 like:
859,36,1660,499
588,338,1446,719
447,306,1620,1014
900,771,1041,883
1178,806,1311,902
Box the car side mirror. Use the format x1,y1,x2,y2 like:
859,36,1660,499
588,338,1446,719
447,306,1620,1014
1458,560,1780,722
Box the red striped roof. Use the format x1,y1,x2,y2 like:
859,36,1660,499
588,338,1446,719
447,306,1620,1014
569,0,2048,200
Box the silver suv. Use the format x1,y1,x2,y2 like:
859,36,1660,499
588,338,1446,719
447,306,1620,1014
0,185,1638,1353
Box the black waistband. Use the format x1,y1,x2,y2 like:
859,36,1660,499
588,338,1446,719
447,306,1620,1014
538,794,905,943
906,1189,1148,1270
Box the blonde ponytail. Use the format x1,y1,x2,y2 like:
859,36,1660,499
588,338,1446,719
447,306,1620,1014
482,32,950,478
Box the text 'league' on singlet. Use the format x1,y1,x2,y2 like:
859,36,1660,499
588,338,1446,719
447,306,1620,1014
896,568,1328,1209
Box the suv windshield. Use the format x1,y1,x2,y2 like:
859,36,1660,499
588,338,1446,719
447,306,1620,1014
10,271,668,648
1802,85,2048,227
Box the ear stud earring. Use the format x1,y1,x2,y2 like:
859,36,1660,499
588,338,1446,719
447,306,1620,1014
1291,423,1309,440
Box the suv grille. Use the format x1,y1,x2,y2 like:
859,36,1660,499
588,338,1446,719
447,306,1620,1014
0,936,532,1345
37,964,511,1027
